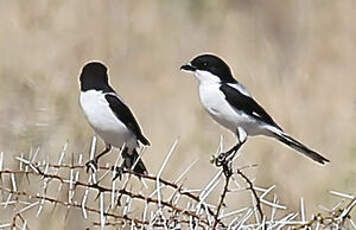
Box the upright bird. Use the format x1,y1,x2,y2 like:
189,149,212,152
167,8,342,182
180,54,329,171
79,61,150,177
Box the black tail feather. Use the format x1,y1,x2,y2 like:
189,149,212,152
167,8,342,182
273,132,329,165
121,148,147,175
138,133,150,146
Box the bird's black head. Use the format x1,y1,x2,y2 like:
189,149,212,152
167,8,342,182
180,54,236,83
79,61,113,92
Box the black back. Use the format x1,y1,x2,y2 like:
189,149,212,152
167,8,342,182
220,84,282,130
80,62,114,92
105,94,150,146
190,54,236,83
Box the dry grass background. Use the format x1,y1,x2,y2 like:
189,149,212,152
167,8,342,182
0,0,355,229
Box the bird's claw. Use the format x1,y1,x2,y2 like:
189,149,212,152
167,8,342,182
86,159,98,173
215,152,233,177
111,166,124,181
215,152,228,167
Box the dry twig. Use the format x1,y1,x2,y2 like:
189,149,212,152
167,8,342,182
0,139,353,229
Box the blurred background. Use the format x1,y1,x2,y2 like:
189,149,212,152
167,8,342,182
0,0,355,228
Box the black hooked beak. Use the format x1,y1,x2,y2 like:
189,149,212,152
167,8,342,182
180,63,197,72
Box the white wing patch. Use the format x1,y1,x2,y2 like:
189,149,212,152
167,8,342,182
252,111,261,118
227,83,251,97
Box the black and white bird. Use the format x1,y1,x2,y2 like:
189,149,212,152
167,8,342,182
79,61,150,176
180,54,329,168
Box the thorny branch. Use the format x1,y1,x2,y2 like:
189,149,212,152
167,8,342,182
211,160,264,229
212,171,232,229
0,169,210,224
0,141,354,229
293,197,356,230
0,185,149,226
11,213,28,230
236,168,264,222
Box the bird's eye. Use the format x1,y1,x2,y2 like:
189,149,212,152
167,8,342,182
203,62,208,67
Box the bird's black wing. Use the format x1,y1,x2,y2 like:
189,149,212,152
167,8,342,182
220,84,282,130
105,94,150,146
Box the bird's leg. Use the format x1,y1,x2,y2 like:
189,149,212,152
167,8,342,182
95,144,112,161
215,142,243,167
86,144,112,173
216,127,247,175
112,147,129,180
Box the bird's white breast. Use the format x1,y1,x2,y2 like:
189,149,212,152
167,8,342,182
79,90,137,149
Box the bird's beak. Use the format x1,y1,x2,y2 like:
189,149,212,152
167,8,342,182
180,63,197,72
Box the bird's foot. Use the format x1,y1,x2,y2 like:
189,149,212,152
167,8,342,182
215,152,229,167
111,166,124,181
85,159,98,173
213,152,234,177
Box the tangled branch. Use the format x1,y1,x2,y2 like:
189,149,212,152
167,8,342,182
0,140,354,229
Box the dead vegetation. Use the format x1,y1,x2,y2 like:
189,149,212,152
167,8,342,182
0,137,354,229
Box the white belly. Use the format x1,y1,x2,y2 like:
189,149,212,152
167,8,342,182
79,90,137,149
198,84,265,136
